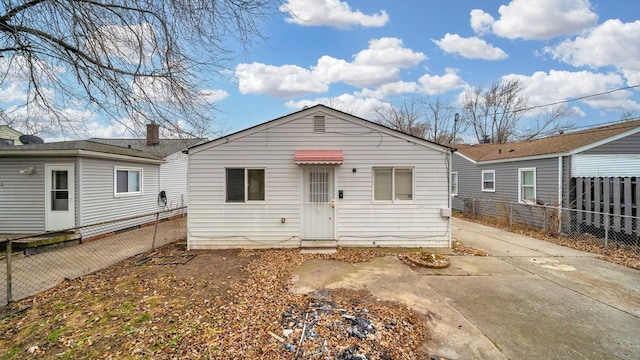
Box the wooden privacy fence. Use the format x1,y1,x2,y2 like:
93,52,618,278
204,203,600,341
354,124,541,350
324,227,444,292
572,177,639,235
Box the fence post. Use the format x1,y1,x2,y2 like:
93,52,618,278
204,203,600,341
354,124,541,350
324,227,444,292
604,213,609,248
151,212,160,251
473,198,476,218
6,238,12,304
510,203,513,228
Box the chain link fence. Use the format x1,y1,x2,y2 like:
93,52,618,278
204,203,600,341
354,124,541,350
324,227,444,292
1,207,187,307
462,198,640,253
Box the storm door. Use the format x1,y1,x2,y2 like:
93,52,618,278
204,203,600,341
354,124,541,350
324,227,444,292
302,166,335,239
45,164,75,231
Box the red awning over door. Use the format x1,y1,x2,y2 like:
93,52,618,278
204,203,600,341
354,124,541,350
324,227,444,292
294,150,343,164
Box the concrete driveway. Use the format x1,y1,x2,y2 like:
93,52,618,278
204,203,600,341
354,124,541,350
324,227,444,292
290,218,640,359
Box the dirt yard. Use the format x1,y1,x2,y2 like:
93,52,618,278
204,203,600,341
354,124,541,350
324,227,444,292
0,243,475,359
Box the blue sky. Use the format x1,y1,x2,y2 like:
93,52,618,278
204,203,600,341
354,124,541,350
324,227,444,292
211,0,640,139
3,0,640,141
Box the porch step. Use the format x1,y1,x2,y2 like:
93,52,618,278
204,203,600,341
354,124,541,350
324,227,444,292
11,232,81,256
300,240,337,254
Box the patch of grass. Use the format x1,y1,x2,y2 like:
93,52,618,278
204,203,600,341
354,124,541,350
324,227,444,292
135,312,152,324
120,302,135,315
47,327,64,343
0,344,22,360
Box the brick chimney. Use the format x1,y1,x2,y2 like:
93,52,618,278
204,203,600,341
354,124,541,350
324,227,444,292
146,122,160,146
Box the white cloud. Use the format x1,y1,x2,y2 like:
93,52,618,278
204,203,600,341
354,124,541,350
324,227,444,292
355,81,420,99
491,0,598,40
235,37,426,97
470,9,494,36
279,0,389,29
418,68,467,95
353,38,427,67
235,62,327,98
545,19,640,85
0,83,28,103
197,89,229,103
87,23,158,64
315,38,426,88
505,70,640,112
433,33,508,60
285,94,390,120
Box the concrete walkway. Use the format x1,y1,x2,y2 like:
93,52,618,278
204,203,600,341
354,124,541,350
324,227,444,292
291,218,640,359
1,217,186,305
426,217,640,359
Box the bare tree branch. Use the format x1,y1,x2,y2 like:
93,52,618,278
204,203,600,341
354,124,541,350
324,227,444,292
374,99,427,138
0,0,277,138
461,78,571,144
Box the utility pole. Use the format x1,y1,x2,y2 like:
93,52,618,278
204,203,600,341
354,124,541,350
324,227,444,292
453,113,459,147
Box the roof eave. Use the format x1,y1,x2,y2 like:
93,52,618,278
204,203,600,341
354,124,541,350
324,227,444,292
0,149,164,164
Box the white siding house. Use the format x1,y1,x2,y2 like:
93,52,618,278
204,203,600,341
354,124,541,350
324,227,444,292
0,126,199,238
187,105,453,249
0,125,23,147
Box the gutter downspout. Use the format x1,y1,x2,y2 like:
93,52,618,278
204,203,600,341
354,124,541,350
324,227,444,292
448,149,455,247
78,158,83,232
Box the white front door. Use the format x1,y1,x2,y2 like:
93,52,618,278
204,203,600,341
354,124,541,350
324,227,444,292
302,166,335,240
45,164,75,231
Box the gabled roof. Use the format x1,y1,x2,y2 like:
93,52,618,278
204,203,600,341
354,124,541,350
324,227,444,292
189,104,453,154
89,138,204,158
455,119,640,163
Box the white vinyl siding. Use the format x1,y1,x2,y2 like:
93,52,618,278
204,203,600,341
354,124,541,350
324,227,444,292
519,168,536,203
80,158,159,237
482,170,495,192
159,151,188,208
188,109,451,249
0,159,59,233
571,154,640,177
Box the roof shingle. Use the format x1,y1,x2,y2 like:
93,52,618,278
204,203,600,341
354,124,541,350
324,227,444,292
456,119,640,162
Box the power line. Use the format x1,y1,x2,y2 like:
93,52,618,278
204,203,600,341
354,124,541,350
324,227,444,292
514,84,640,114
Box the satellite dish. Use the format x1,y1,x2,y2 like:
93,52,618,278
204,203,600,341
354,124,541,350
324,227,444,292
19,134,44,145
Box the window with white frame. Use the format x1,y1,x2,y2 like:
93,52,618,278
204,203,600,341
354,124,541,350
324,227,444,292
373,167,413,201
451,172,458,196
519,168,536,203
482,170,495,192
115,167,142,196
226,168,265,202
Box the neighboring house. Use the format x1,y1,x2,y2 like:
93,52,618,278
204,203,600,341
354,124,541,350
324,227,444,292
0,123,200,237
187,105,454,249
0,125,23,147
452,119,640,235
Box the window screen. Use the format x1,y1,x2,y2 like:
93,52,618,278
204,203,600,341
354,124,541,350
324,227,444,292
227,168,265,202
226,168,245,202
374,168,393,201
115,168,142,195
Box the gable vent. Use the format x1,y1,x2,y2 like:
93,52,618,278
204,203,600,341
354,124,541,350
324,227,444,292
313,116,326,133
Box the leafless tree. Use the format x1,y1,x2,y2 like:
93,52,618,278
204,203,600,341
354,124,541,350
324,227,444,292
0,0,277,137
420,96,458,144
461,78,571,144
374,99,427,138
517,103,572,141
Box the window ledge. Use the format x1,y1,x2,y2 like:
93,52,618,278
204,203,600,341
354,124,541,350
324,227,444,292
114,192,143,198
